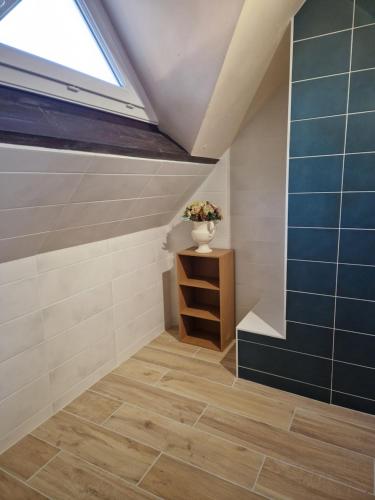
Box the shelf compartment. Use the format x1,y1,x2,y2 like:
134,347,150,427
178,277,219,290
179,286,220,321
181,306,220,322
177,254,219,284
180,316,221,351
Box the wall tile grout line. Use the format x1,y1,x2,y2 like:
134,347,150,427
293,21,375,44
239,363,375,405
288,259,375,268
329,0,356,403
238,338,333,361
288,289,375,305
238,365,331,392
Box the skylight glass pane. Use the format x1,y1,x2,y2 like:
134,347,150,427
0,0,119,85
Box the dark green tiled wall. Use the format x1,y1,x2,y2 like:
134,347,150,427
238,0,375,415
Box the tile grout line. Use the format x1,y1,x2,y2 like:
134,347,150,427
135,343,230,369
0,464,51,499
18,352,374,494
239,334,375,368
35,444,163,499
238,336,333,360
261,455,375,496
26,449,62,484
159,451,262,494
192,403,209,428
30,429,374,497
251,455,266,494
288,259,375,268
115,362,235,388
239,364,375,403
330,0,356,404
136,451,163,487
293,22,375,44
288,407,297,432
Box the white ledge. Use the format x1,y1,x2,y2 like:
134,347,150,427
236,310,284,339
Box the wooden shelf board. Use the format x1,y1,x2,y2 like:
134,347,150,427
181,331,221,351
181,305,220,322
178,248,233,259
179,277,220,291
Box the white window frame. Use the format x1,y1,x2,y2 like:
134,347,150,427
0,0,156,123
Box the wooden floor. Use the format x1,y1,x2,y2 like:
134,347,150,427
0,329,374,499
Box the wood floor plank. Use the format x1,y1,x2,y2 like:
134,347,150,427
235,378,375,431
139,454,262,500
64,390,122,425
112,357,168,385
193,341,235,364
255,458,373,500
291,408,375,458
104,403,263,489
0,469,46,499
32,411,159,484
196,406,374,493
148,333,200,357
29,451,154,500
0,435,59,480
157,370,293,429
92,373,206,425
134,346,235,385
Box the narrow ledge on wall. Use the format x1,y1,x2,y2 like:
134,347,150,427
237,307,285,339
0,85,218,164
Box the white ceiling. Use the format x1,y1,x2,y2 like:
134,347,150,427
0,144,213,262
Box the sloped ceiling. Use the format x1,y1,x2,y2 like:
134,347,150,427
103,0,304,158
0,144,213,263
103,0,244,156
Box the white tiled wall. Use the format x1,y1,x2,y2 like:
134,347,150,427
231,82,289,334
0,225,171,453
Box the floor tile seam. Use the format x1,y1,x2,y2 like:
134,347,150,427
133,346,234,374
287,420,375,460
97,399,266,461
136,451,163,488
197,403,375,464
251,455,266,495
234,381,375,431
152,382,292,430
143,343,200,358
116,364,236,390
110,364,170,387
292,404,375,432
149,451,259,493
25,402,374,494
254,455,375,496
59,409,161,455
0,464,51,499
31,429,373,497
30,445,162,499
26,448,62,484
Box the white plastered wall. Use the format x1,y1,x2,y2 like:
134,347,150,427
230,28,290,336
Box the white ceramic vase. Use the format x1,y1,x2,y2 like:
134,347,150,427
191,221,216,253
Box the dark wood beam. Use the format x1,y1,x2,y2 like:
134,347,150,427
0,85,217,164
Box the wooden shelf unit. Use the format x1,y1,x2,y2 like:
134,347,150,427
177,248,235,351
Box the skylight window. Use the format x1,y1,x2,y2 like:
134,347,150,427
0,0,119,85
0,0,153,122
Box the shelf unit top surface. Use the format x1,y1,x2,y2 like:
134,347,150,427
177,247,233,258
